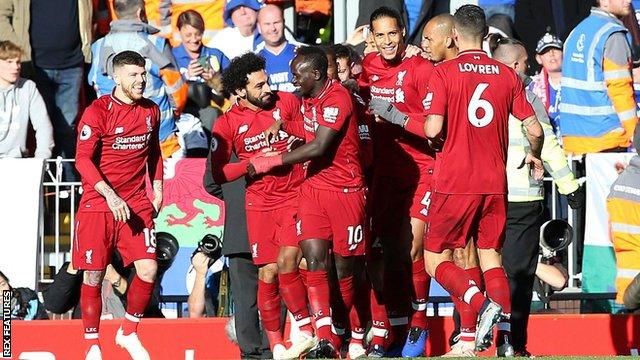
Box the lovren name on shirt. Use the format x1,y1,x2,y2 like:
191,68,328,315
458,62,501,75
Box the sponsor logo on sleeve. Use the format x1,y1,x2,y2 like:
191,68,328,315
323,107,339,123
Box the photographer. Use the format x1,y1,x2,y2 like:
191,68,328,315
187,234,223,318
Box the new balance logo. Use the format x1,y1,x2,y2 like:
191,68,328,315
252,243,258,258
115,126,124,134
239,124,249,134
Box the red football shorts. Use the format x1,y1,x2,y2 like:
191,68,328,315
72,206,156,270
425,193,507,253
297,183,367,257
371,171,432,238
246,201,299,266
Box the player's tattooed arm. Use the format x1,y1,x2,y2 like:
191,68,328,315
95,180,131,222
152,180,163,213
520,115,545,180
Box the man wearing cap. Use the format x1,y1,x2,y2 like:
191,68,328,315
209,0,263,60
529,31,564,139
560,0,638,155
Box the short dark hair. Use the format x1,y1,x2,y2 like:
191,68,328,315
113,0,144,19
112,50,146,69
332,43,351,60
177,10,205,32
370,6,404,29
295,46,328,77
222,52,266,94
454,5,487,40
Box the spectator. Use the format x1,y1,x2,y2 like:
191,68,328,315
560,0,638,155
172,9,229,133
0,0,92,180
256,4,298,92
0,270,48,320
186,252,216,318
514,0,593,74
210,0,263,60
89,0,188,159
529,32,564,138
332,43,359,83
163,0,226,47
0,41,53,159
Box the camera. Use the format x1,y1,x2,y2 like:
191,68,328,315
192,234,223,265
539,219,573,259
156,232,179,271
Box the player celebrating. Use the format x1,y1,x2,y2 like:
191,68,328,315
210,52,315,359
249,46,367,359
422,5,544,352
74,51,163,360
360,6,435,356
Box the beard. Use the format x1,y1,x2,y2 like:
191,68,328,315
247,91,273,108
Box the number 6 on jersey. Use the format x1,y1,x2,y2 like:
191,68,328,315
468,83,494,127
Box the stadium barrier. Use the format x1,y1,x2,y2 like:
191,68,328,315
7,313,640,358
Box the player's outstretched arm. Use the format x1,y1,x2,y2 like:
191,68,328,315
368,98,428,139
424,114,445,150
95,180,130,222
247,125,338,177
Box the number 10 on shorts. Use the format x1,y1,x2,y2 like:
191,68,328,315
347,225,363,251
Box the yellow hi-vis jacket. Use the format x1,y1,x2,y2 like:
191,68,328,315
506,88,580,202
607,155,640,304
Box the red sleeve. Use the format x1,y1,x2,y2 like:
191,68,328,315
317,92,351,132
210,116,249,183
414,59,434,113
75,105,105,188
404,113,427,139
148,105,163,181
425,67,447,116
510,75,535,121
281,93,306,138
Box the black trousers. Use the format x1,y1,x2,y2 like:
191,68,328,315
228,253,271,359
501,201,544,352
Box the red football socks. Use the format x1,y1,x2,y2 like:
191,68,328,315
349,277,371,346
370,288,390,347
484,266,511,338
410,259,429,330
306,270,333,342
466,266,484,292
434,261,487,313
257,279,284,348
81,283,102,346
278,271,314,335
122,275,154,335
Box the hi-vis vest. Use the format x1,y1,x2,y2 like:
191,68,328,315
607,156,640,304
560,10,634,154
507,89,579,202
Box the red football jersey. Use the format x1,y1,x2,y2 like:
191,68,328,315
426,50,535,194
360,53,435,178
75,94,163,212
301,79,364,190
211,91,305,210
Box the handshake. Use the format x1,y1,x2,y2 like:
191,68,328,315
246,148,284,177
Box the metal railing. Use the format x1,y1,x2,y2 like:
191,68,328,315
39,158,586,289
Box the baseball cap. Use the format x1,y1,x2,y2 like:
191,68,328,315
224,0,263,27
536,32,563,54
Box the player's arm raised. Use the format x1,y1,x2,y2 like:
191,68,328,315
75,107,130,222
